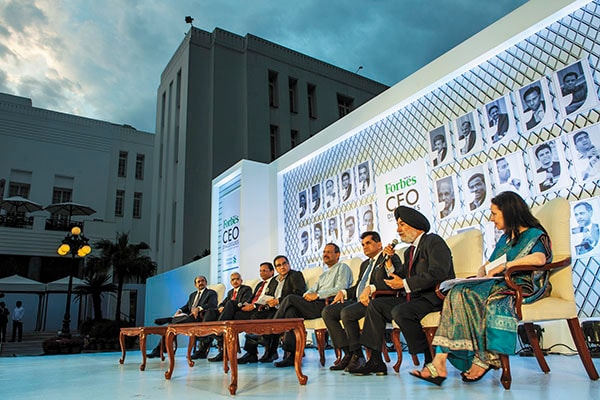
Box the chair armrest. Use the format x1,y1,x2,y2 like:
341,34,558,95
503,257,571,320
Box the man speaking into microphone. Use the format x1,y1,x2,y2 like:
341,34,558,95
350,206,455,376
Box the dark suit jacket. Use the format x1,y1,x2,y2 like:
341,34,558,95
266,269,306,303
398,233,454,304
526,101,546,130
219,285,252,308
491,113,509,142
179,288,218,314
346,253,402,300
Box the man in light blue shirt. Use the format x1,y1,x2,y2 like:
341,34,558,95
273,243,353,367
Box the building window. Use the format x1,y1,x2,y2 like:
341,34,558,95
307,84,317,119
290,129,299,148
135,154,145,180
270,125,279,161
337,93,354,118
289,77,298,113
133,192,143,219
52,187,72,204
8,182,30,198
118,151,128,177
268,70,279,108
115,190,125,217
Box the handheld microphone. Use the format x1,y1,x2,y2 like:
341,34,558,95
385,239,399,260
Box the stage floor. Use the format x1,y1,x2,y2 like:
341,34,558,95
1,347,598,399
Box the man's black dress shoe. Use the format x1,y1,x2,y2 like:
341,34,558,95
146,346,161,359
258,352,278,363
274,354,294,368
208,351,223,362
330,353,352,371
350,358,387,376
345,354,365,373
238,352,258,364
190,349,209,360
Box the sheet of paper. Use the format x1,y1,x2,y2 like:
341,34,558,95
439,276,503,292
485,253,507,274
255,294,274,305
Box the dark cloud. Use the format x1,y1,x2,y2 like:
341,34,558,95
1,0,47,31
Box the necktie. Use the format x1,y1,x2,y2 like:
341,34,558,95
232,289,238,301
251,281,266,304
192,291,201,308
407,245,416,277
356,259,374,296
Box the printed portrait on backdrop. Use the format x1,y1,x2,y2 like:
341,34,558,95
310,183,322,214
568,127,600,183
326,216,341,244
359,204,376,234
313,221,324,253
554,59,599,118
298,190,308,219
483,95,516,145
517,80,554,132
339,169,355,203
429,125,450,167
462,166,491,212
455,112,481,157
484,221,505,260
492,152,529,199
323,176,339,210
435,176,458,219
570,198,600,257
343,210,359,245
356,161,374,196
298,229,310,256
528,139,569,194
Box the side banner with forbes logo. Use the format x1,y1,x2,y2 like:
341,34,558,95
375,158,433,243
220,188,241,288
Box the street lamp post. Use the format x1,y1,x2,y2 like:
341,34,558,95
57,226,91,338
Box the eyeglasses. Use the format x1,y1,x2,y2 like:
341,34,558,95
275,261,289,268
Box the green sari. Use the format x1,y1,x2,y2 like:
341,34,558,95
432,228,552,371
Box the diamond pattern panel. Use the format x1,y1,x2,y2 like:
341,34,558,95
281,1,600,317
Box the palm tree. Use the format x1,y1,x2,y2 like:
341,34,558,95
74,271,117,321
93,233,157,321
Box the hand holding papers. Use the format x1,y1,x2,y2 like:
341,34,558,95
439,255,507,292
254,294,274,305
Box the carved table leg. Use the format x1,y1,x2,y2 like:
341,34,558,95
139,333,147,371
119,332,127,365
226,328,238,395
164,331,176,380
187,336,195,367
292,326,308,385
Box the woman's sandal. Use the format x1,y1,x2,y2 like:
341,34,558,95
460,366,491,382
409,363,446,386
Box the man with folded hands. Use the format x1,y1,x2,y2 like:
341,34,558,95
322,231,402,372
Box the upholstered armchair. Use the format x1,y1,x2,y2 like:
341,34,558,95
498,197,599,389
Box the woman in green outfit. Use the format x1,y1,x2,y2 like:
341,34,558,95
411,191,552,385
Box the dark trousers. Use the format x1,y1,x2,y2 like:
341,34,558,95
274,295,325,352
243,308,277,355
391,296,442,356
12,320,23,342
0,323,7,342
360,296,404,352
322,300,368,352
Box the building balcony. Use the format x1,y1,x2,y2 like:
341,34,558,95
0,214,34,229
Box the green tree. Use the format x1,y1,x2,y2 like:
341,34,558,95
74,270,117,321
93,233,157,321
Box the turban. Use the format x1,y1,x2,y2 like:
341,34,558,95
393,206,430,232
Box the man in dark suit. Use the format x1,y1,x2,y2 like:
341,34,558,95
322,231,402,372
237,256,306,364
204,272,253,362
523,85,546,130
459,120,476,155
432,134,447,166
535,143,561,192
488,104,509,142
350,207,454,376
273,244,353,368
147,275,218,359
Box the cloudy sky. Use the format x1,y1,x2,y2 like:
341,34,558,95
0,0,527,133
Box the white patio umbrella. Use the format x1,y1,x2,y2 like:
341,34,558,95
44,201,97,224
0,196,44,214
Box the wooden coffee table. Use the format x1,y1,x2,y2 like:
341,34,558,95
119,326,168,371
163,318,308,395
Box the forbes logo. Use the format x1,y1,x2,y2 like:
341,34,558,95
384,176,417,195
223,215,239,228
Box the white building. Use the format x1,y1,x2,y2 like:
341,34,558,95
0,92,155,331
151,27,388,273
